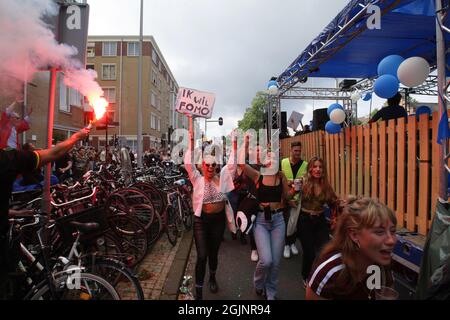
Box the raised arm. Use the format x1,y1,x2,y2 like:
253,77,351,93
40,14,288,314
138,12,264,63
36,128,89,167
183,117,201,182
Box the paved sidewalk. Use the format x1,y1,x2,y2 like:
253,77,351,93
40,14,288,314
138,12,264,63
131,229,194,300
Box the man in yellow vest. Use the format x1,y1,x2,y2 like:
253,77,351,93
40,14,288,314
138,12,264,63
281,141,308,258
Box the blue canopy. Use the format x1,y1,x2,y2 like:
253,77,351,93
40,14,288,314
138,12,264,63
278,0,450,86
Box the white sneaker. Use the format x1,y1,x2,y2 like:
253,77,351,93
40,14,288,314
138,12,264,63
283,245,291,258
290,243,299,255
251,250,259,262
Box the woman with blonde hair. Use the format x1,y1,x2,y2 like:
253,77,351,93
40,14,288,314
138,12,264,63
306,196,397,300
298,156,339,285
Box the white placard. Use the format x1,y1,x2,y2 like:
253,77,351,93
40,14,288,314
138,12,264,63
288,111,304,130
175,87,216,119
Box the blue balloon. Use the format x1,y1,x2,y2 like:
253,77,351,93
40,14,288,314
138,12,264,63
416,105,432,117
377,55,404,77
325,121,341,134
362,92,372,101
374,74,399,99
267,80,278,88
327,103,344,117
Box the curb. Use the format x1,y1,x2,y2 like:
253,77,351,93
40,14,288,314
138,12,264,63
160,228,194,300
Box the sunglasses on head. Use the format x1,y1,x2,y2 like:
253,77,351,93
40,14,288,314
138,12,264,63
204,163,216,168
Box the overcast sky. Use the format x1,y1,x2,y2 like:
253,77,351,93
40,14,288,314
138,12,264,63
87,0,435,139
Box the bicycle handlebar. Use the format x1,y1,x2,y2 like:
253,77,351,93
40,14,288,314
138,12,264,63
50,186,98,208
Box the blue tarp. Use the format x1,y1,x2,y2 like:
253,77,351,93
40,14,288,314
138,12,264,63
278,0,450,83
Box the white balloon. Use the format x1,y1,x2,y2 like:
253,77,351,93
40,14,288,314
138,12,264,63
397,56,430,87
351,92,361,102
330,108,346,124
268,85,278,95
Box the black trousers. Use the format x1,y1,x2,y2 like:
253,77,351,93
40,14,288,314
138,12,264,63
298,214,330,280
194,211,226,287
283,209,299,246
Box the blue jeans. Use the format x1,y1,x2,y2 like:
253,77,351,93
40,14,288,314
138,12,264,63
253,211,285,300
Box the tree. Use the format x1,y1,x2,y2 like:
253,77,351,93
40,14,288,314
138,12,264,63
238,92,267,131
370,108,379,118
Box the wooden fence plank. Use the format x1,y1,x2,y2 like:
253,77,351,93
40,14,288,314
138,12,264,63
340,131,345,199
330,132,336,190
431,112,439,229
371,123,378,199
364,125,371,197
325,132,331,186
357,126,364,195
345,127,351,196
396,117,406,228
387,120,396,211
334,134,340,195
407,116,418,231
320,131,325,159
418,114,430,235
379,121,387,204
351,126,357,195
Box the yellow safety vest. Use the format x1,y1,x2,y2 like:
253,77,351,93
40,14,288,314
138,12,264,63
281,158,308,201
281,158,308,180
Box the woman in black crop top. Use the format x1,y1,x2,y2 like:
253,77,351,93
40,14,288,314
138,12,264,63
239,146,298,300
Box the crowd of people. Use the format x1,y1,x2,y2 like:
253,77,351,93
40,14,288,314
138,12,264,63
0,98,409,301
183,116,400,301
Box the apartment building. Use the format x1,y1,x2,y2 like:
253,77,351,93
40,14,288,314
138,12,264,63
0,71,86,149
86,35,187,151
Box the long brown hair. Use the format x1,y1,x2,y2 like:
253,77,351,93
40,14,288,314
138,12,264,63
302,157,336,204
320,196,397,290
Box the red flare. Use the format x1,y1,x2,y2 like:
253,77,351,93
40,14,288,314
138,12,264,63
90,96,108,120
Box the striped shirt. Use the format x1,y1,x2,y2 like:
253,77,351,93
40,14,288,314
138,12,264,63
308,251,393,300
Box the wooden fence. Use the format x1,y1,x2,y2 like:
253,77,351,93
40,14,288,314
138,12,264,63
281,112,444,235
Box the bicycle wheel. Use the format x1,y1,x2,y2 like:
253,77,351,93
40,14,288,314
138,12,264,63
131,182,165,215
181,196,193,230
165,206,179,246
29,272,120,300
83,256,144,300
148,210,162,246
108,215,148,267
128,203,155,231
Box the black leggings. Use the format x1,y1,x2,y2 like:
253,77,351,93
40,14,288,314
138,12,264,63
194,210,226,287
298,214,330,280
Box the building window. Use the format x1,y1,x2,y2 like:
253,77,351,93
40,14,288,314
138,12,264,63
151,113,158,129
127,42,140,56
151,68,158,86
69,88,82,107
102,64,116,80
87,47,95,58
158,116,161,132
102,42,117,56
102,87,116,103
59,74,69,112
152,48,158,65
150,91,156,107
107,111,115,122
86,64,95,70
156,98,161,110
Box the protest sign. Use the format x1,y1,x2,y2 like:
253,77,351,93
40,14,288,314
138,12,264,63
288,111,304,130
175,87,215,119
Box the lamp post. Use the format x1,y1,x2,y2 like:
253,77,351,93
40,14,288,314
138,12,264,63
137,0,143,167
